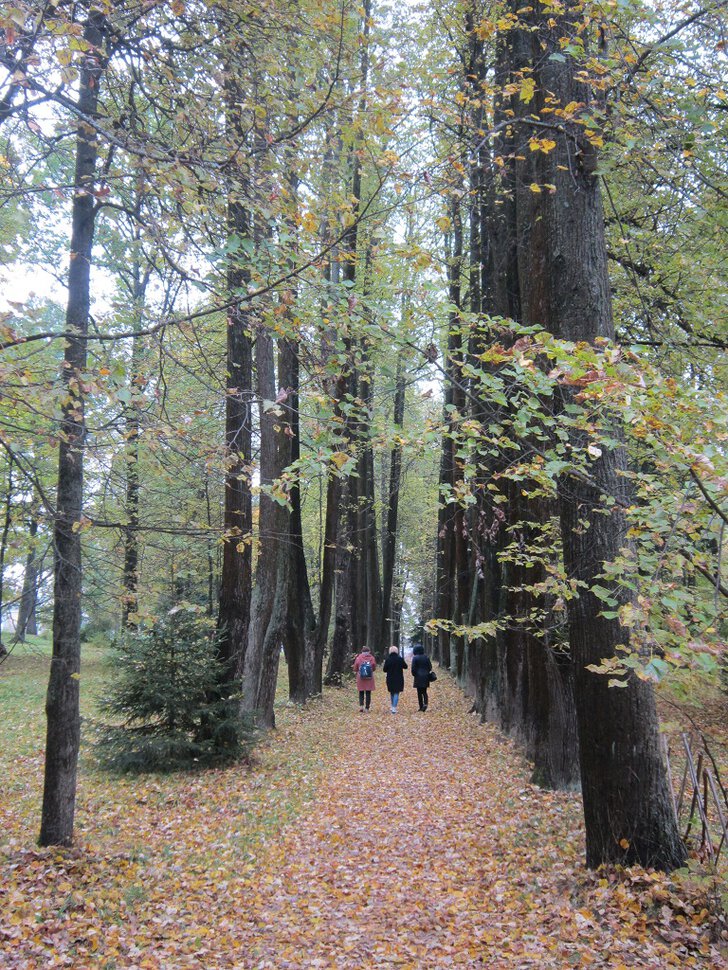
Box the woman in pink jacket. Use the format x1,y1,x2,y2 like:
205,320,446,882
353,647,376,712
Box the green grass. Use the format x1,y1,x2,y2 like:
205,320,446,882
0,634,114,767
1,630,112,683
0,635,114,849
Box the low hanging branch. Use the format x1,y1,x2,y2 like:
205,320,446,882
690,468,728,527
679,548,728,599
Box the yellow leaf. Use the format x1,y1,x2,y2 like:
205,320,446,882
529,183,542,193
529,137,557,154
519,78,536,103
331,451,350,469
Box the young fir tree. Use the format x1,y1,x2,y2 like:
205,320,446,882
98,605,253,773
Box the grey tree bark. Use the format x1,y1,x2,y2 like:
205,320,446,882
509,0,685,869
216,94,254,680
40,8,107,847
0,456,14,655
240,325,290,728
16,510,41,640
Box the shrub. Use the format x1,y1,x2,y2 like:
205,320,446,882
80,613,117,645
96,604,254,772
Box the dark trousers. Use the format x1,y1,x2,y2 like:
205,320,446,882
358,690,371,709
416,686,429,710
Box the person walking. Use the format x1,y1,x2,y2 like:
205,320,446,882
353,646,376,712
411,643,434,712
382,645,407,713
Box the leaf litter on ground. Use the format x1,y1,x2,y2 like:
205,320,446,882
1,667,727,968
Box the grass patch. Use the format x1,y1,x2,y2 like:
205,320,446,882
0,635,113,760
1,640,352,965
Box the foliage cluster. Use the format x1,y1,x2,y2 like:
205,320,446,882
430,320,727,683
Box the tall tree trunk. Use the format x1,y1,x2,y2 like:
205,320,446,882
317,252,346,685
313,115,344,687
216,192,253,680
511,0,685,869
277,139,317,703
121,401,139,628
483,19,528,731
40,9,106,847
435,198,464,670
391,573,405,650
462,6,505,715
16,511,41,640
363,445,382,655
0,456,13,654
452,119,473,680
454,12,579,786
203,471,215,616
326,510,356,685
240,326,290,728
381,353,405,652
319,470,343,684
357,326,382,655
280,331,317,702
121,247,147,630
328,0,372,673
527,634,580,791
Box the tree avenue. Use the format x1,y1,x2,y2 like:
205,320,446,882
0,0,726,878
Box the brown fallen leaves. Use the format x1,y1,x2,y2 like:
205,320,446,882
1,670,726,968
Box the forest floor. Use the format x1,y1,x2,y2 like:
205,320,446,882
1,640,727,969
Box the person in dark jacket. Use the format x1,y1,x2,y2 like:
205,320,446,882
382,645,407,713
411,643,433,711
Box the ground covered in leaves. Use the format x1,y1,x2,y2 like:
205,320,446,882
1,645,726,968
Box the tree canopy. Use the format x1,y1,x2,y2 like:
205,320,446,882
0,0,726,870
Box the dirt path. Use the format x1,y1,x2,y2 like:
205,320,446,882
197,676,720,969
3,671,724,968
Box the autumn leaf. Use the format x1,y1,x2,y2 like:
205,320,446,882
520,77,536,103
528,136,557,154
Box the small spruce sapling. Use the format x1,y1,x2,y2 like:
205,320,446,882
96,604,254,772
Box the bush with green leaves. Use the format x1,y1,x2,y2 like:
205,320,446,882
80,613,117,645
96,605,254,773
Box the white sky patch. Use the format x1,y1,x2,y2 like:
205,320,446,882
0,261,64,311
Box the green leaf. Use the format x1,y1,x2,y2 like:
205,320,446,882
591,584,618,606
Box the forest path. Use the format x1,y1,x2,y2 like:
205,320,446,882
232,675,575,968
198,673,714,969
3,668,722,968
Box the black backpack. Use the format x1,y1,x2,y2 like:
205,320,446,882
359,660,373,678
